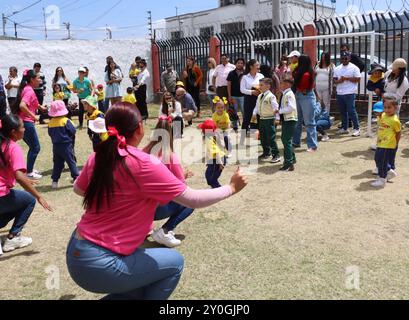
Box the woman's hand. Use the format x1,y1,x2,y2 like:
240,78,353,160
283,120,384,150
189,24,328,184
37,196,53,212
251,90,260,96
229,167,248,195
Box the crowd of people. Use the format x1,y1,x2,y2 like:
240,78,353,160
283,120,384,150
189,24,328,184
0,43,408,299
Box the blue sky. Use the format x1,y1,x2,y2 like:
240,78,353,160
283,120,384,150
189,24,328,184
0,0,404,40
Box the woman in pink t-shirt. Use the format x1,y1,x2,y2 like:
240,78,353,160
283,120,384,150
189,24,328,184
66,102,247,300
0,114,52,255
144,116,195,248
11,69,47,179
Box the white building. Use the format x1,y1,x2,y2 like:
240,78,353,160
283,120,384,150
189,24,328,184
162,0,334,39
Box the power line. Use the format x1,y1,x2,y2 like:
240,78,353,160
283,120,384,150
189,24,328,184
86,0,124,27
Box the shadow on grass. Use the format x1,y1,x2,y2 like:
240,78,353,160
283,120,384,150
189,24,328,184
351,170,374,180
36,184,73,193
401,149,409,158
0,250,40,261
342,149,374,161
355,180,394,192
256,164,280,175
59,294,76,300
41,166,84,177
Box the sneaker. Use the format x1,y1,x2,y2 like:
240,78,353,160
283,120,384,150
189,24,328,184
258,154,270,162
33,169,42,175
337,123,343,129
370,144,377,151
52,181,58,189
27,172,42,179
405,120,409,128
270,155,282,163
2,235,33,252
337,129,349,135
227,153,233,158
306,148,317,153
352,129,361,137
321,135,330,142
387,169,398,182
151,228,181,248
292,143,301,148
372,168,379,175
371,178,386,188
279,164,294,171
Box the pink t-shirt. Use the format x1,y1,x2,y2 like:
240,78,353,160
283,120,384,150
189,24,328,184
0,140,26,197
163,153,185,183
19,85,39,123
75,146,186,256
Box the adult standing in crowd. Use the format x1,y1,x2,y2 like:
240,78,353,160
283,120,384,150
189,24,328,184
12,69,47,179
5,67,21,115
227,57,245,119
52,67,72,107
103,56,121,111
0,73,6,119
66,103,247,300
292,54,319,152
240,59,264,135
105,61,123,105
384,58,409,116
83,67,95,90
206,58,217,111
134,59,150,120
275,55,289,79
175,87,197,126
33,63,47,124
213,54,235,99
161,63,179,96
73,67,93,129
182,56,203,116
340,43,365,73
288,51,301,73
334,51,361,137
315,52,335,114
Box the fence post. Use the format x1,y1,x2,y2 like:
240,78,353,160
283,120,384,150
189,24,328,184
151,41,160,94
303,24,318,64
209,36,221,64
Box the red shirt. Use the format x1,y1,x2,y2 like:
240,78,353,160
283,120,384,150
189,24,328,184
296,72,315,92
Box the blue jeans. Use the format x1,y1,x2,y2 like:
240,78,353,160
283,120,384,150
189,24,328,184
205,158,226,188
316,119,331,135
23,121,41,173
336,94,359,130
154,202,194,231
66,231,184,300
231,96,244,129
375,148,396,179
293,91,318,149
52,143,80,182
0,190,36,236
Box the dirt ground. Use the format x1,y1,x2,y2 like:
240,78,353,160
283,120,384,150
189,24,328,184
1,104,409,300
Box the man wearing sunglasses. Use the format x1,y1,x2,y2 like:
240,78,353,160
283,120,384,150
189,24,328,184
334,51,361,137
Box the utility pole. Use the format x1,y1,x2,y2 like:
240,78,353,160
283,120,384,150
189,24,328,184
63,22,71,39
176,6,182,36
147,11,153,41
314,0,317,22
106,25,112,40
14,22,18,38
2,13,6,36
43,7,48,40
272,0,281,26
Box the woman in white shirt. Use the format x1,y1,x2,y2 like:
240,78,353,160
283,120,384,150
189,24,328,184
240,59,264,134
315,52,334,114
384,58,409,118
159,92,184,138
5,66,21,109
206,58,217,111
135,59,150,120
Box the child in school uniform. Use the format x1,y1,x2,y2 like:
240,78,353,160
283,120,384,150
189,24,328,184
82,95,108,151
277,75,298,171
53,84,65,101
96,84,105,112
252,78,281,164
123,87,137,105
0,114,52,255
211,96,231,156
371,96,401,188
48,101,79,189
199,119,226,188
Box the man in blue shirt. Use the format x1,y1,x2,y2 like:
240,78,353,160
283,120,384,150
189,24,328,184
175,87,197,126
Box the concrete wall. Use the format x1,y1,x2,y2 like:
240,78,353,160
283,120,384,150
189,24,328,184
0,39,152,104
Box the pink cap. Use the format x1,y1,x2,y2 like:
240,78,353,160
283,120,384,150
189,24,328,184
48,100,68,117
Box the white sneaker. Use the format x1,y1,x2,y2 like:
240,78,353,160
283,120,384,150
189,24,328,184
52,181,58,189
33,169,42,175
370,143,377,151
27,172,42,179
151,228,181,248
2,235,33,252
372,167,379,175
352,129,361,137
321,135,330,142
337,129,349,135
371,178,386,188
405,120,409,128
387,169,398,182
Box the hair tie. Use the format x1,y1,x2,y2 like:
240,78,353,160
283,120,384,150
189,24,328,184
158,115,173,124
107,126,127,154
22,69,29,77
212,96,228,105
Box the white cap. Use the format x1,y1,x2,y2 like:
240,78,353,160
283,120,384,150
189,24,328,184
78,67,86,73
288,50,301,58
88,118,107,134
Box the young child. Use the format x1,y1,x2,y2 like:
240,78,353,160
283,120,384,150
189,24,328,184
123,87,137,105
315,101,332,142
277,75,298,171
372,96,401,188
53,84,65,101
48,101,79,189
199,119,226,188
143,116,194,248
212,96,231,156
252,78,281,163
370,101,384,152
96,84,105,112
0,114,52,255
129,63,141,87
366,63,386,97
82,96,108,151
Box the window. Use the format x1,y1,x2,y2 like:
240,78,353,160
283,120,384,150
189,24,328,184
200,26,214,38
221,22,245,34
220,0,245,7
171,31,183,40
